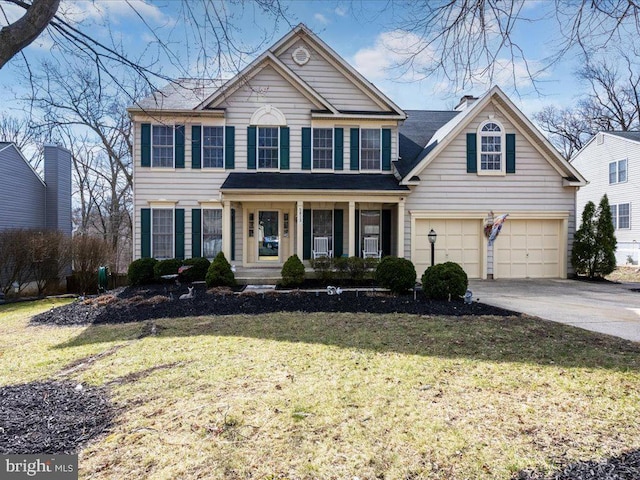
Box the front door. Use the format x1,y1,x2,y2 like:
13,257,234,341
258,210,279,261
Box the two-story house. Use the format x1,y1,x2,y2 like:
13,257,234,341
129,24,586,280
572,132,640,265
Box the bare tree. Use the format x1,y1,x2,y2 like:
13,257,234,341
0,115,46,169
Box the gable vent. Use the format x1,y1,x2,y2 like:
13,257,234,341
292,46,310,66
597,133,604,145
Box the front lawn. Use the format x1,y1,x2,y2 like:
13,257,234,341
2,300,640,479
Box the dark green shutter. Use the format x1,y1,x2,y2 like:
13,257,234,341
466,133,477,173
192,126,201,169
333,209,344,257
302,127,311,170
141,123,151,167
175,208,185,259
225,126,235,169
247,126,256,169
350,128,359,170
231,208,236,261
382,128,391,171
382,210,391,257
303,209,311,260
192,208,201,257
334,128,343,170
175,125,185,168
280,126,290,170
506,133,516,174
141,208,151,258
355,209,360,256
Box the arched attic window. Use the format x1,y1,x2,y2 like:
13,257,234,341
478,120,504,173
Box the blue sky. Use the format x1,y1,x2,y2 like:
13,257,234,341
0,1,594,118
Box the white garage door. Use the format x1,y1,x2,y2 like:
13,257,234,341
495,219,562,278
415,219,482,278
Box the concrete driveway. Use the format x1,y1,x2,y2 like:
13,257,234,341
468,278,640,342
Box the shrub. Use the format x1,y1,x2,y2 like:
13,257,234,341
154,258,182,280
180,257,211,283
333,256,349,280
127,258,158,286
206,252,236,287
72,235,113,294
347,256,366,282
310,256,334,283
421,262,468,300
375,256,417,294
280,254,305,287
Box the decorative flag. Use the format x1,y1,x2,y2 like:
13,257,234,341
488,213,509,245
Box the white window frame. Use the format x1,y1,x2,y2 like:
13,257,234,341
360,128,382,171
609,159,628,184
477,120,505,175
151,124,175,168
202,125,225,169
202,208,223,259
611,203,631,230
312,209,334,253
359,209,381,252
151,208,174,259
257,126,280,170
312,127,334,171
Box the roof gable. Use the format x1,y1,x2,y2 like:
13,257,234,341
0,142,45,186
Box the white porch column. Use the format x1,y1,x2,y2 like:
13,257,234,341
348,201,356,256
296,200,304,258
397,199,405,258
222,200,232,260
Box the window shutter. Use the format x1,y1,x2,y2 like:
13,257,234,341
506,133,516,173
302,127,311,170
355,209,360,256
141,123,151,167
333,209,344,257
350,128,359,170
382,210,391,256
303,209,311,260
247,126,256,169
175,208,185,259
280,126,290,170
231,208,236,261
191,126,201,169
141,208,151,258
466,133,477,173
382,128,391,171
175,125,185,168
192,208,201,257
334,128,343,170
225,126,235,169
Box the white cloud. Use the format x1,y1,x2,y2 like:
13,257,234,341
58,0,167,24
314,13,329,25
334,6,347,17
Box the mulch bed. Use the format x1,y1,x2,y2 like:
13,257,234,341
30,284,518,326
515,449,640,479
0,381,113,454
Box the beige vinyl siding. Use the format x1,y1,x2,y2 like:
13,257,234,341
572,134,639,247
405,103,577,276
278,41,384,111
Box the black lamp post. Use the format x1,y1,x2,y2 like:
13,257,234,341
428,229,437,266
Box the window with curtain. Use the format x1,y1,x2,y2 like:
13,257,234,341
203,209,223,258
152,209,173,259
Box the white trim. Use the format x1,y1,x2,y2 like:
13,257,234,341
477,119,505,176
201,125,226,170
311,209,334,255
256,126,281,170
250,105,287,126
608,158,628,185
311,126,335,171
202,207,224,259
359,128,382,172
151,124,175,169
151,207,175,260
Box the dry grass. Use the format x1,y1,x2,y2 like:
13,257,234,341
607,266,640,283
2,300,640,479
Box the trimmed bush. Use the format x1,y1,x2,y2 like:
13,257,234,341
375,256,416,294
333,256,349,280
280,254,305,287
206,252,236,287
127,258,158,286
310,256,334,283
154,258,182,280
347,256,366,282
421,262,468,300
180,257,211,283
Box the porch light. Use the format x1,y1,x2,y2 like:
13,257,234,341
428,229,437,266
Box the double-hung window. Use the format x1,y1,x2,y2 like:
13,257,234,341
203,209,223,258
313,128,333,169
258,127,279,169
152,209,173,259
611,203,631,230
479,122,502,172
203,126,224,168
360,129,381,170
609,159,628,184
312,210,333,252
152,125,174,167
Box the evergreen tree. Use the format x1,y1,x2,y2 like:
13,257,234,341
594,194,617,277
572,201,597,277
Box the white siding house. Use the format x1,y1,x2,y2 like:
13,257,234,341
129,23,586,280
571,132,640,265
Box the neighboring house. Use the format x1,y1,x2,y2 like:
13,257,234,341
571,132,640,265
0,143,72,235
128,23,586,279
